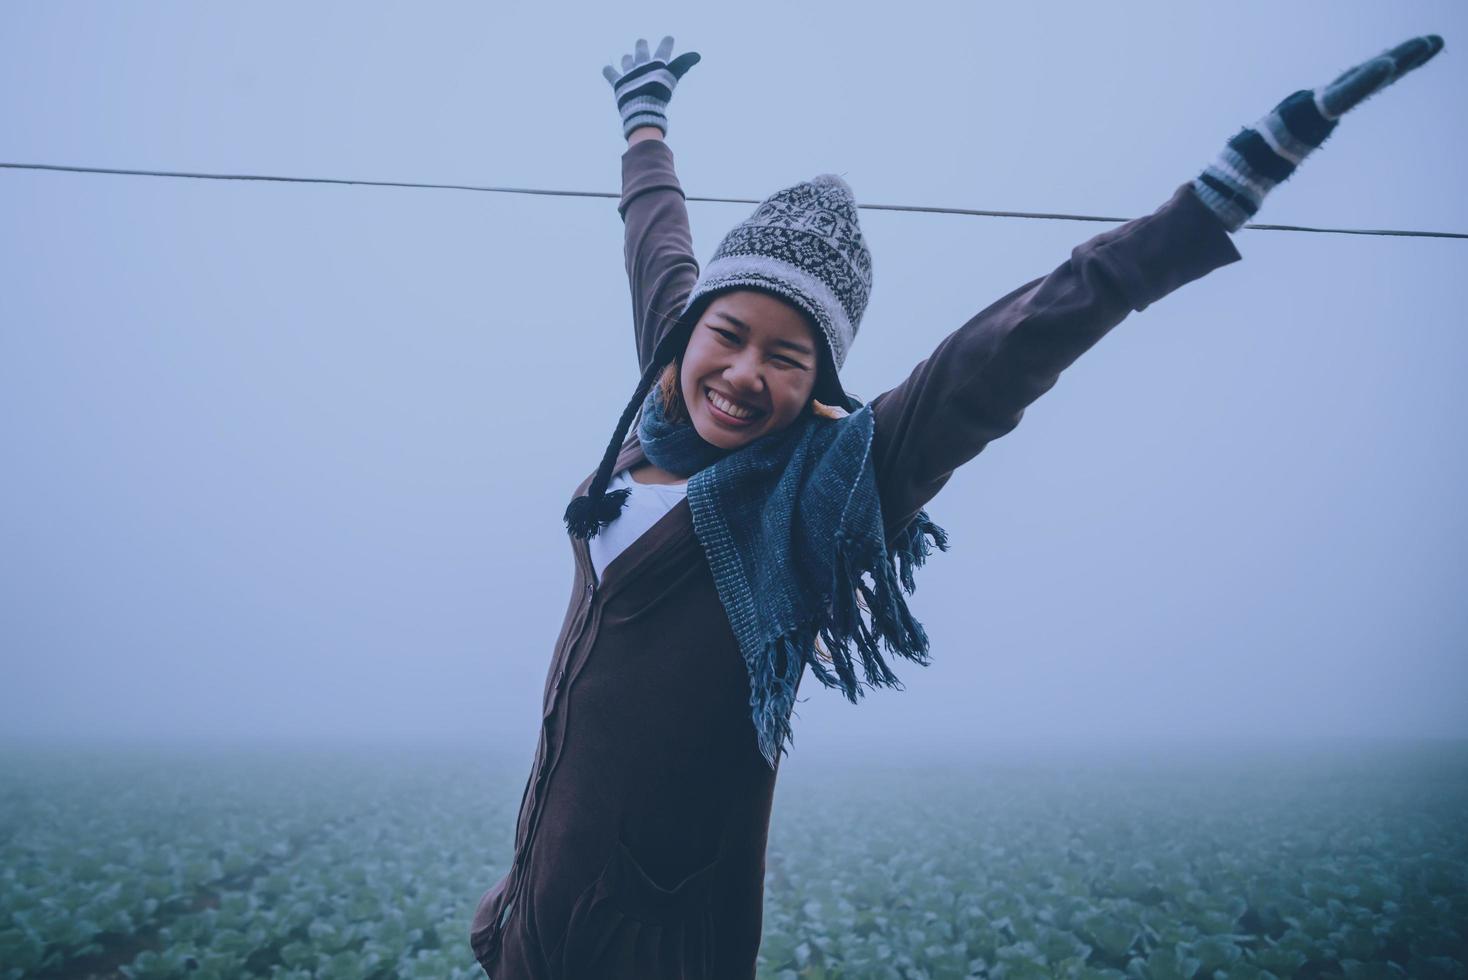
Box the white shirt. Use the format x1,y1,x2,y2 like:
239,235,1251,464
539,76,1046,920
587,467,688,581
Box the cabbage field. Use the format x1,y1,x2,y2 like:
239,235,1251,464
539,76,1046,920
2,740,1465,979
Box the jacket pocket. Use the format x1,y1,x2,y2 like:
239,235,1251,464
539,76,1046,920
552,834,722,978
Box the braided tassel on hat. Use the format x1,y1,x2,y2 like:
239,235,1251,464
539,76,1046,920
564,349,672,540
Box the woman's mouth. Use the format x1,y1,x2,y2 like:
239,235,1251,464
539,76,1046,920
705,386,764,427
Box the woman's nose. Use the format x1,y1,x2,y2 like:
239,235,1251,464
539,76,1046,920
724,351,764,393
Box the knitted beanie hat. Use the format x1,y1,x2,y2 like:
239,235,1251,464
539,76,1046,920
565,171,874,541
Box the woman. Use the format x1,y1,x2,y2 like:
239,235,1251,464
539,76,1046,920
470,33,1444,979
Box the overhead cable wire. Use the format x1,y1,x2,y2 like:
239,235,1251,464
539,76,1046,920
2,160,1464,240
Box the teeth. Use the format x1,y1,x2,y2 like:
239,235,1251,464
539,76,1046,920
708,388,759,419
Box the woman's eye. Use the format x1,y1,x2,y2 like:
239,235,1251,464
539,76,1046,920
711,327,803,368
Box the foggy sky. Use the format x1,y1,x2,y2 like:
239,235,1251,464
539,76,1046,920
2,0,1464,764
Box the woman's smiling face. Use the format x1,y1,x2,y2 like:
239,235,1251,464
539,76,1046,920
679,290,821,450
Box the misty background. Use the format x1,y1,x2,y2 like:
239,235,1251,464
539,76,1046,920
2,0,1464,769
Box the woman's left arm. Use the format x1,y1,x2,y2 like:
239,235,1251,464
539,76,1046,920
869,182,1240,542
604,36,703,374
869,34,1445,542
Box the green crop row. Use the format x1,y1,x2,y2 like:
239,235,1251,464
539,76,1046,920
2,743,1464,979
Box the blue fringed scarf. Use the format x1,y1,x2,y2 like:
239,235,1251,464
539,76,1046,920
635,388,949,769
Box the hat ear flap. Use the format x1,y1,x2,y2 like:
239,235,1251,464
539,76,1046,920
648,294,713,373
808,330,859,412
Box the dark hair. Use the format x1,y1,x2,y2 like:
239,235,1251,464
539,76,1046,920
655,356,691,424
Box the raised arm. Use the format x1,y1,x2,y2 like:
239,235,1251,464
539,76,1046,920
619,136,698,373
603,37,703,373
869,33,1444,542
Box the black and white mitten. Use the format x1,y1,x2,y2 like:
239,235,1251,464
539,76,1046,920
1192,34,1445,231
602,36,702,140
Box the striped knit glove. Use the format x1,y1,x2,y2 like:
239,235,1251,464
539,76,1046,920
602,36,701,140
1192,34,1445,231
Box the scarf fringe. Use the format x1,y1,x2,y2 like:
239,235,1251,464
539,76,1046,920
749,511,950,768
748,631,806,769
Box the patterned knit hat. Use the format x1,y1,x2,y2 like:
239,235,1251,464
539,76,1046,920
565,171,874,540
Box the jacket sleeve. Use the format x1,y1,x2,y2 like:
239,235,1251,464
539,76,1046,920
619,138,700,374
869,182,1244,542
